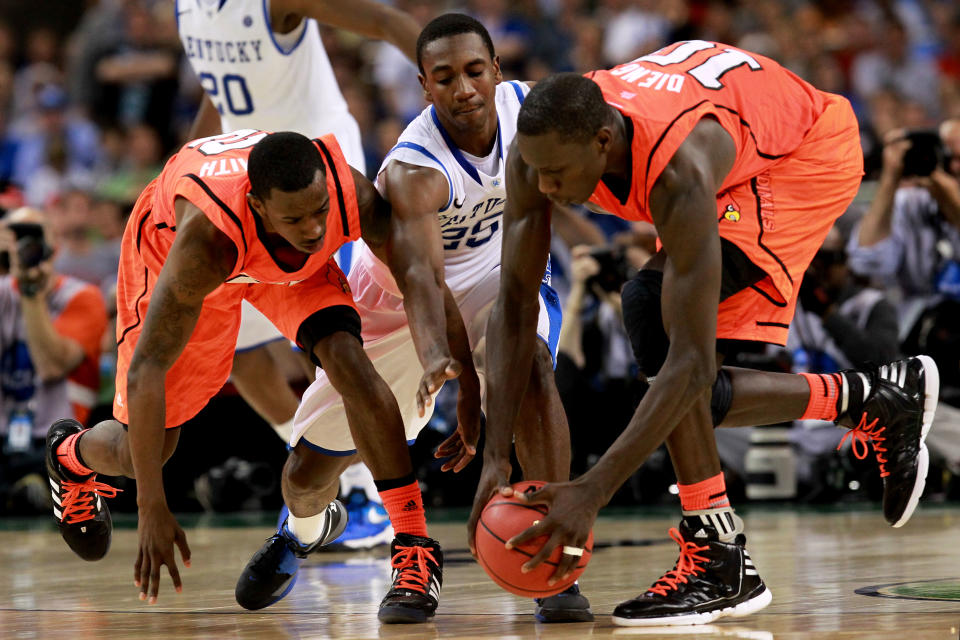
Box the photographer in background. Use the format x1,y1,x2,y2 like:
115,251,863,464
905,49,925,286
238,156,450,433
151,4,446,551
847,119,960,398
0,206,107,514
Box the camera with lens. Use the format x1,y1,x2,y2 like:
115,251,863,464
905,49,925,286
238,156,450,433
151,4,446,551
0,222,53,271
901,129,946,177
586,245,636,294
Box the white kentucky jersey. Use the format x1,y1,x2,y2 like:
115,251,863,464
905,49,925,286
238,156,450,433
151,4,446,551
375,81,530,295
176,0,355,142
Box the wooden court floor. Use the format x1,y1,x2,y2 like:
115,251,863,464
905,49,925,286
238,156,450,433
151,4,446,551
1,507,959,639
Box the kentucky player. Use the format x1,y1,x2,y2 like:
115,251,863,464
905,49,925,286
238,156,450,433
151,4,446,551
237,14,594,623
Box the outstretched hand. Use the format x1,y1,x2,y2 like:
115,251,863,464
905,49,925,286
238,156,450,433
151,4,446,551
134,504,191,604
506,481,601,585
416,357,461,416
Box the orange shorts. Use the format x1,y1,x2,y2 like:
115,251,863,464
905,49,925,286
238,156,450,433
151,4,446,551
713,93,863,345
113,208,357,428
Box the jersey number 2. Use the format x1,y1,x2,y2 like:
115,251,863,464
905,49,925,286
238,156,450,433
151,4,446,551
637,40,761,90
199,72,254,116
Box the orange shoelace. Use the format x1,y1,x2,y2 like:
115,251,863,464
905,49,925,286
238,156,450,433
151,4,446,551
390,544,438,594
837,412,889,478
59,477,121,524
647,528,711,596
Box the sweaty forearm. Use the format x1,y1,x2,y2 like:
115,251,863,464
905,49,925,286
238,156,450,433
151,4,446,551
442,286,478,387
399,266,451,367
484,294,539,462
127,368,170,507
579,358,712,504
20,298,84,380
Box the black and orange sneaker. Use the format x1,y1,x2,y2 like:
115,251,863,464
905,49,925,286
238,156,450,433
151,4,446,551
45,419,120,561
612,514,771,626
836,355,939,528
534,582,594,623
377,533,443,623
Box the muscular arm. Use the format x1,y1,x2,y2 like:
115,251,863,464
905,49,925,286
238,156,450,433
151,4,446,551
484,143,554,466
281,0,420,62
578,118,735,502
127,199,236,509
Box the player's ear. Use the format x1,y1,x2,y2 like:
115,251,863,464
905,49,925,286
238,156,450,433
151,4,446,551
595,126,614,154
492,55,502,83
418,74,433,104
246,192,264,217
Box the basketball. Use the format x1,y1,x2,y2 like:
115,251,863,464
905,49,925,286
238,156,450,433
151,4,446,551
475,480,594,598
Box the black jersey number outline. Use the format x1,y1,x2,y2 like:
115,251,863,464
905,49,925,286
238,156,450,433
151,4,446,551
637,40,762,90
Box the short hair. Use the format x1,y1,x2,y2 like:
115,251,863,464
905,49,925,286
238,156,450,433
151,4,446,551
517,74,611,144
248,132,325,200
416,13,495,73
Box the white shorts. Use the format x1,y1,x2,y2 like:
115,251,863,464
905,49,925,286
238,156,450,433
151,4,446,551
235,299,285,351
290,256,561,454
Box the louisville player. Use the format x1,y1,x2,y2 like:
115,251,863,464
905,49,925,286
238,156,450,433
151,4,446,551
44,130,447,621
178,0,422,550
473,41,939,626
238,14,591,623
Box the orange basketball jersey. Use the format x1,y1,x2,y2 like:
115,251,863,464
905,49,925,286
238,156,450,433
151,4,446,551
133,129,360,283
586,40,827,222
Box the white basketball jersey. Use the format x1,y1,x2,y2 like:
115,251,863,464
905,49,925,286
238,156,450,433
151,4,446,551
373,81,530,295
176,0,362,167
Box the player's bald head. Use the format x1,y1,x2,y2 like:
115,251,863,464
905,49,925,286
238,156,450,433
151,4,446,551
248,131,326,201
517,74,612,144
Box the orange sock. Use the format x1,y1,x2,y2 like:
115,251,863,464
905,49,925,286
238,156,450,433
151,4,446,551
56,431,94,477
377,475,428,538
677,472,730,511
799,372,841,421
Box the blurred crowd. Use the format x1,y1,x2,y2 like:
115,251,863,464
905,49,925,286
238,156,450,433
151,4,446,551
3,0,960,515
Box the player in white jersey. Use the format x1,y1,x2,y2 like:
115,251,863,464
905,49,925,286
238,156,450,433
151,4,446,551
177,0,420,549
246,14,594,622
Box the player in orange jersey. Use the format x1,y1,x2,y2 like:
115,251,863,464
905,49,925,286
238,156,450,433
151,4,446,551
44,130,452,620
471,41,939,626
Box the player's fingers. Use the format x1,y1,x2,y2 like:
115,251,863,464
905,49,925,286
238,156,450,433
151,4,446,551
553,549,580,585
514,485,552,506
134,548,143,587
521,530,563,573
416,387,426,417
507,518,549,550
167,558,183,594
452,450,476,473
445,360,462,379
139,554,151,601
434,432,460,457
149,556,162,604
176,531,192,568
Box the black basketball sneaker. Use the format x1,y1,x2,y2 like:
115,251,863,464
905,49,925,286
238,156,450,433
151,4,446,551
46,419,120,561
836,355,939,527
378,533,443,623
534,582,594,623
235,500,347,610
612,511,771,626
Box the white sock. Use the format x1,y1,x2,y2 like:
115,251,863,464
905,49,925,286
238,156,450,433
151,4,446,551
339,462,382,504
270,418,294,443
287,509,328,545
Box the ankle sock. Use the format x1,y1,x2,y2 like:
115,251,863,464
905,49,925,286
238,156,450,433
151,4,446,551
677,472,730,511
56,431,94,477
799,372,843,421
376,473,427,538
287,510,327,545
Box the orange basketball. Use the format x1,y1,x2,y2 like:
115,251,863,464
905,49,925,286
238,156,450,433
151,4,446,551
475,480,593,597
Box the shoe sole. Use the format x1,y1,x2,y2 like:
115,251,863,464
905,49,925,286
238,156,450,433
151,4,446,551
892,354,939,528
535,608,595,623
377,606,434,624
611,586,772,627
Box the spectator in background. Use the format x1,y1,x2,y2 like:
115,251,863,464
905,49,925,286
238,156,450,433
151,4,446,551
0,206,107,512
848,118,960,395
92,1,180,150
95,122,163,206
10,84,100,206
10,27,62,125
50,189,120,290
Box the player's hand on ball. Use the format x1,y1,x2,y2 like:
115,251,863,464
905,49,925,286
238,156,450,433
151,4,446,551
507,480,601,585
134,503,191,604
467,458,513,556
416,357,462,416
